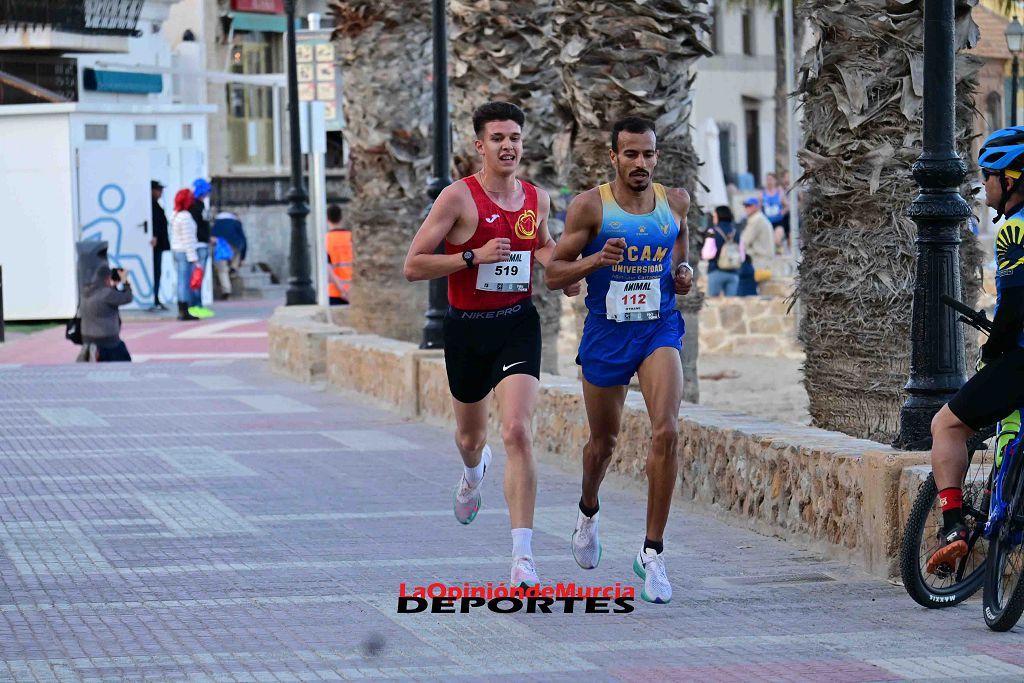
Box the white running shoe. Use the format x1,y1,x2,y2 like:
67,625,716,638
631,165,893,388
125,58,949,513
571,509,601,569
453,446,491,525
510,555,539,588
633,548,672,604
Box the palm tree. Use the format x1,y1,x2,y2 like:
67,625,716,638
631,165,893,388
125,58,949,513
449,0,574,373
554,0,712,402
795,0,984,441
328,1,433,342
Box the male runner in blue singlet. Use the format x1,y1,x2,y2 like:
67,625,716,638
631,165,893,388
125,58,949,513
546,116,693,603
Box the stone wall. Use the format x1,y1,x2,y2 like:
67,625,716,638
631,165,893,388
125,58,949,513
700,296,802,358
268,306,932,577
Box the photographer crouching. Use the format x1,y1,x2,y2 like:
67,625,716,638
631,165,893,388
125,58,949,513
78,265,133,362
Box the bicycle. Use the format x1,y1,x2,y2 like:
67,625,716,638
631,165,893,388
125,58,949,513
899,295,1024,630
900,297,995,609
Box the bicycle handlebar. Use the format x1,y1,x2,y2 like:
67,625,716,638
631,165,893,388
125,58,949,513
940,294,992,334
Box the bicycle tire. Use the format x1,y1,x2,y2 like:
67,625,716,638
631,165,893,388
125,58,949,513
983,453,1024,630
900,471,990,608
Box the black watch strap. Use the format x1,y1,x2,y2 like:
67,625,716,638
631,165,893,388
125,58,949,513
462,250,475,269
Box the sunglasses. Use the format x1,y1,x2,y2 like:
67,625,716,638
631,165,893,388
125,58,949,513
983,169,1023,181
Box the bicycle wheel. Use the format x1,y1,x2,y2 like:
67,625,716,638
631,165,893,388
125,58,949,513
983,454,1024,631
900,439,993,608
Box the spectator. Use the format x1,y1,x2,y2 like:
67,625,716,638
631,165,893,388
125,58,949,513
738,197,775,296
704,205,740,297
761,172,788,235
212,211,247,300
189,178,214,318
149,180,169,311
326,204,352,305
79,265,133,362
170,188,200,321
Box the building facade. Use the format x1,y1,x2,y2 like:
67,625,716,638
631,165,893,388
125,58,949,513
691,0,778,195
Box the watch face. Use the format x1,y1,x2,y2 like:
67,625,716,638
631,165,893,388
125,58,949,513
463,251,473,261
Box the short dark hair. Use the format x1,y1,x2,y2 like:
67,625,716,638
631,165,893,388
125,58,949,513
610,116,657,152
714,205,734,224
473,101,525,137
327,204,342,224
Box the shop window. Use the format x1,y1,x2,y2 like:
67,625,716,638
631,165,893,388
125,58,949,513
84,124,108,140
741,10,755,56
135,124,157,141
227,32,278,167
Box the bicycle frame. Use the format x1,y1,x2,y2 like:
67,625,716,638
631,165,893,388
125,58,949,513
986,424,1024,544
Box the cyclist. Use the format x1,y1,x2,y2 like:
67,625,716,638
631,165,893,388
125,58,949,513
929,126,1024,573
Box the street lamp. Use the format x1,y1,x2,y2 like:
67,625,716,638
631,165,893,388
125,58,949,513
1007,17,1024,126
420,0,452,349
894,0,970,449
284,0,315,305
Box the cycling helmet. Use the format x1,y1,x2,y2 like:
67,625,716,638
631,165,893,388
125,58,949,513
192,177,212,199
979,126,1024,220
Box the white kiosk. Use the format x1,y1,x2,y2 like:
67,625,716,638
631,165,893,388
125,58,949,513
0,0,214,320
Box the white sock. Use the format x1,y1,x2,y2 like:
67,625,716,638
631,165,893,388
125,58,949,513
511,528,533,558
464,447,488,486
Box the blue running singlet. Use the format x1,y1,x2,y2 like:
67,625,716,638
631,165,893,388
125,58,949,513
576,182,685,387
582,182,679,321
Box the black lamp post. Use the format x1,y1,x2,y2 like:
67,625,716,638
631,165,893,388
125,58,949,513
420,0,452,349
894,0,971,449
284,0,315,305
1008,17,1023,127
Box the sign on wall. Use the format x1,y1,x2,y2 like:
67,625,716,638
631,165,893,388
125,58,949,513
230,0,284,14
296,30,344,132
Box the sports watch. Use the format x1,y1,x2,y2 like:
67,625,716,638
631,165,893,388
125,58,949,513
675,262,694,278
462,250,476,269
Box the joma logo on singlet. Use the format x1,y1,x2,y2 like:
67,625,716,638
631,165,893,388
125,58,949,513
622,281,652,292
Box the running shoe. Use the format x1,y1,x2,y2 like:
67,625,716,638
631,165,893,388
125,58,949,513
571,509,601,569
633,548,672,604
188,306,216,319
510,555,539,588
453,445,491,525
926,521,969,575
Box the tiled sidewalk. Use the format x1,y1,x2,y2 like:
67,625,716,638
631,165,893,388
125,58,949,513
0,360,1019,682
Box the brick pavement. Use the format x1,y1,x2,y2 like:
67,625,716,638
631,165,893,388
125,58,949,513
0,360,1021,681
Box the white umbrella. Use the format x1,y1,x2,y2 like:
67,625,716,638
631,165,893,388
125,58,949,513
698,117,729,212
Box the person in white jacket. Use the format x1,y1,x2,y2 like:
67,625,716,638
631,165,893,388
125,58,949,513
738,197,775,296
170,188,200,321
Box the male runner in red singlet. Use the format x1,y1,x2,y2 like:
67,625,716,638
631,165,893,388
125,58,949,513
404,102,579,588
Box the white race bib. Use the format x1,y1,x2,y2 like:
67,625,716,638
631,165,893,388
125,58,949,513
606,279,660,322
476,251,531,292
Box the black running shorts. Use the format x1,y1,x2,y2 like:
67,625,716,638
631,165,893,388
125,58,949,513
443,299,541,404
949,346,1024,430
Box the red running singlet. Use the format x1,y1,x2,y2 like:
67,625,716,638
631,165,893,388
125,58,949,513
445,175,540,311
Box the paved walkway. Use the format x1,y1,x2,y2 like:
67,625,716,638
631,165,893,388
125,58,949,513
0,298,276,366
0,360,1022,681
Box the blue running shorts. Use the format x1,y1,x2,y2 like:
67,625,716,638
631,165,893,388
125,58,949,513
576,310,685,387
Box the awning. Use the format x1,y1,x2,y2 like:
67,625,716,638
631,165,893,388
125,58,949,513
224,11,301,33
82,68,161,94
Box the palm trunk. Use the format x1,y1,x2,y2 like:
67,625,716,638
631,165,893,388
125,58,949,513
555,0,711,402
796,0,983,441
328,2,433,342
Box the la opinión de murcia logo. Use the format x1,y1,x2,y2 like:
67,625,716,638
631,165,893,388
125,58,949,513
397,582,636,614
